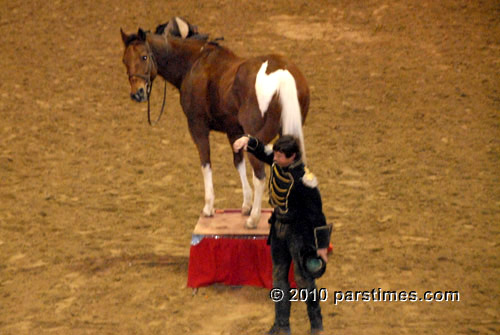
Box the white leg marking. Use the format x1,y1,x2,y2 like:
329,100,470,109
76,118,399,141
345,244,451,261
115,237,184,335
201,165,215,216
246,173,266,229
237,160,253,215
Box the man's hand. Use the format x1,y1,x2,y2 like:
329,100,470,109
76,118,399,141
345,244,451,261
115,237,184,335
317,248,328,263
233,136,249,153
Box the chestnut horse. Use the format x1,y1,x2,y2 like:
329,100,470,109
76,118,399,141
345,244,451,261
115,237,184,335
120,26,309,228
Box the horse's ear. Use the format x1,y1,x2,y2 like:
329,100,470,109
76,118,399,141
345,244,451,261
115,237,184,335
120,28,128,46
138,28,147,41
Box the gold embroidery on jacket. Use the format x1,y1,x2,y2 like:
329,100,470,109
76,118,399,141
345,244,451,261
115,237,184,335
273,165,292,183
272,177,288,193
269,164,294,213
270,192,286,206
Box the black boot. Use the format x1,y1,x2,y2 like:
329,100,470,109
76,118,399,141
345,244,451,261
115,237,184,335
307,297,323,334
310,328,324,335
268,285,291,334
266,324,291,335
270,295,291,333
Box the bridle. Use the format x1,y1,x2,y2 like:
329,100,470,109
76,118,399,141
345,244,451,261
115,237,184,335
127,42,167,126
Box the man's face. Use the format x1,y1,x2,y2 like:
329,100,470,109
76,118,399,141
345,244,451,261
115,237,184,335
273,151,296,168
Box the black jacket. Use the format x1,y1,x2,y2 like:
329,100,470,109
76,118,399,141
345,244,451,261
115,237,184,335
246,136,329,248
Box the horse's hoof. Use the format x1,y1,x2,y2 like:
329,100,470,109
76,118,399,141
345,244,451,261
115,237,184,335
241,205,252,216
245,217,258,229
202,206,215,217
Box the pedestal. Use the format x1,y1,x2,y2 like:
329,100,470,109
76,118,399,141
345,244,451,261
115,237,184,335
187,209,295,289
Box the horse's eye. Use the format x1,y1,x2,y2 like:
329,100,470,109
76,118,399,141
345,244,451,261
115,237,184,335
142,55,147,61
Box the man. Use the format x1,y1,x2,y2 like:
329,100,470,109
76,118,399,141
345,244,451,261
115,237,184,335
233,135,331,335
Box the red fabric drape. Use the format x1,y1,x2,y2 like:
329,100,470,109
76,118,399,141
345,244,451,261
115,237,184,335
187,236,296,289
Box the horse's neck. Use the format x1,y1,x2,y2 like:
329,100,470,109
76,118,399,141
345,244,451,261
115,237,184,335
148,34,205,89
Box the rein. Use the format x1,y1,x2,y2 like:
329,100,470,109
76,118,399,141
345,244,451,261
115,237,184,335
128,43,167,126
146,79,167,126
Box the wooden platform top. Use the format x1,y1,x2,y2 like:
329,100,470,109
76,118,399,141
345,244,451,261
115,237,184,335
193,209,272,235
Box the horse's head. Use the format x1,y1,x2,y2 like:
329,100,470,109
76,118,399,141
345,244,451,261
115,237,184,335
121,28,158,103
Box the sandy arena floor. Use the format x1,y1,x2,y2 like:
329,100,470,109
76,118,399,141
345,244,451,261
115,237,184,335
0,0,499,334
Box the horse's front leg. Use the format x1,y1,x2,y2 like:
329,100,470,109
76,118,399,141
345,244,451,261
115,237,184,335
189,125,215,217
201,163,215,217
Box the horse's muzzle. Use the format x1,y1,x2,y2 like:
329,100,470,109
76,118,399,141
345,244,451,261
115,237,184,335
130,87,147,102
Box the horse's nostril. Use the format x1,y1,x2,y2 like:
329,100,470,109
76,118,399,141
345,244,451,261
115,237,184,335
138,88,145,96
130,93,141,102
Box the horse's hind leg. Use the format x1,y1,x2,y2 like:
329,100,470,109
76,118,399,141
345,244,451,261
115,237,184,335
228,134,252,215
240,100,282,228
246,156,266,229
235,153,253,215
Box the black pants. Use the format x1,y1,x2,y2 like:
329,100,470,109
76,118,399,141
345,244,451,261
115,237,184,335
270,222,323,330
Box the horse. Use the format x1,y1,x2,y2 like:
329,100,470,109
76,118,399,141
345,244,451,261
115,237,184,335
120,24,309,228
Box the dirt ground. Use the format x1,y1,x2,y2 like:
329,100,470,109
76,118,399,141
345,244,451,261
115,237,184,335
0,0,499,334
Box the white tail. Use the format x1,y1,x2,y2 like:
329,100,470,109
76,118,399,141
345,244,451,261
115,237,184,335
255,61,306,162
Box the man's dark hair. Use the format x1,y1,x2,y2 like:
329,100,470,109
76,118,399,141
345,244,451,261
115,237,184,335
273,135,301,160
